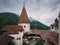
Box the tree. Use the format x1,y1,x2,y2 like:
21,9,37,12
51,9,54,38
0,31,4,35
9,41,15,45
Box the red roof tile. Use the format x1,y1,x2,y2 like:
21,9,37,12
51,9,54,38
1,25,24,31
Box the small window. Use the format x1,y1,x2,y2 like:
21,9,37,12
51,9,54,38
17,38,18,40
20,30,22,32
17,38,21,40
19,38,21,40
24,25,26,28
52,26,53,29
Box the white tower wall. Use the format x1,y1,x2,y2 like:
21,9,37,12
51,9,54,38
59,17,60,45
18,23,30,32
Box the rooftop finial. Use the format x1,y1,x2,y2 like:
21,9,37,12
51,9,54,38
59,12,60,15
23,0,25,7
58,12,60,17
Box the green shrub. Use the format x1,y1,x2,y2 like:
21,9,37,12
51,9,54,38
35,39,44,45
23,42,29,45
0,31,4,35
9,41,15,45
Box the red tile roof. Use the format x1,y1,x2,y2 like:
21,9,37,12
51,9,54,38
25,30,58,45
18,6,30,23
1,25,24,31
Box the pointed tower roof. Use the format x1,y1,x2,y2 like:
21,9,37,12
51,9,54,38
19,5,30,23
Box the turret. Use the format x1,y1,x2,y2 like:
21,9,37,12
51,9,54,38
58,12,60,30
58,12,60,45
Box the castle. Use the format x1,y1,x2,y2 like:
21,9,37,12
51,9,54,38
0,4,58,45
1,5,30,45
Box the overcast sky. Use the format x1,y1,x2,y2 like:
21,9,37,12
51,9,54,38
0,0,60,26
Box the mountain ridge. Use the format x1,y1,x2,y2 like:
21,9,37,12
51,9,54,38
0,12,50,30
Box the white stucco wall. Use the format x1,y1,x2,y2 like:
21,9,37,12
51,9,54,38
56,29,59,34
18,23,30,32
9,31,23,45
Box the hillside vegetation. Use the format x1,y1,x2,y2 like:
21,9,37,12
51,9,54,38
0,12,50,30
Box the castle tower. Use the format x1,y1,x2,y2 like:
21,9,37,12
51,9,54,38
18,4,30,33
58,12,60,45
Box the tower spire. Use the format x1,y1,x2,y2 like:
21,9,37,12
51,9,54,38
23,1,25,7
18,1,29,23
23,0,25,7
